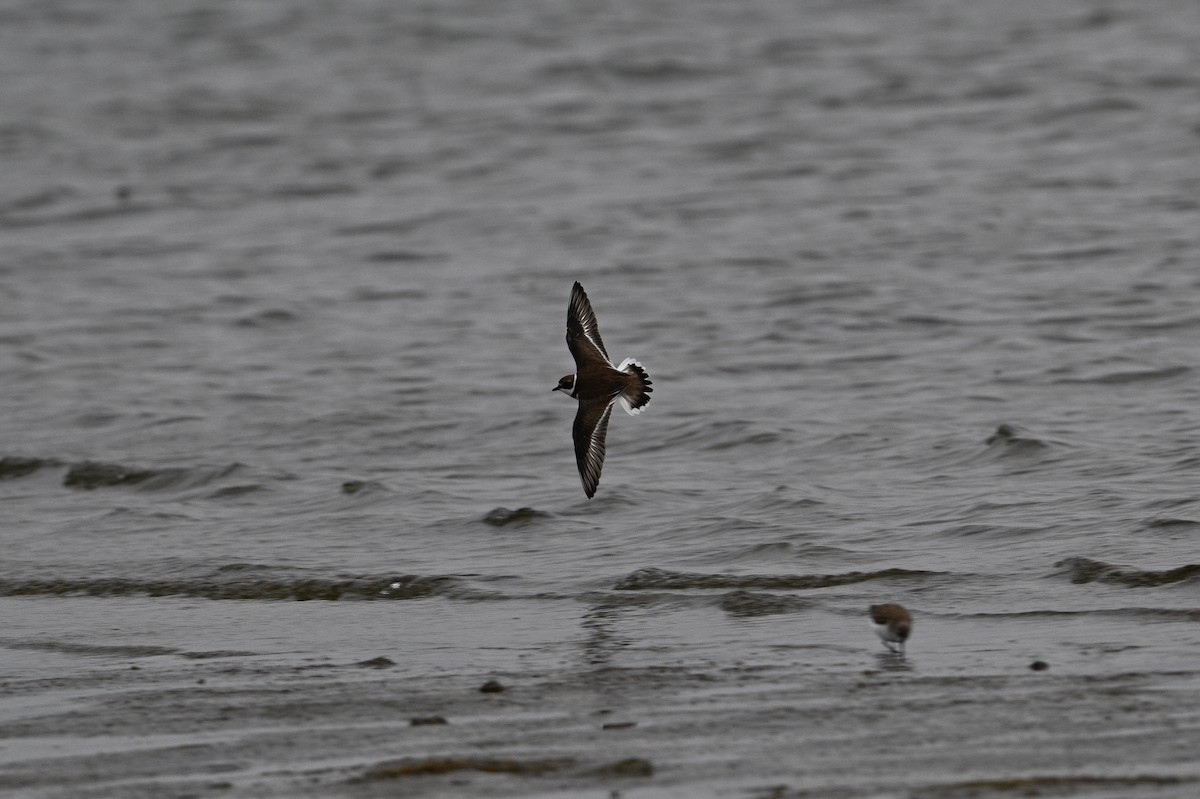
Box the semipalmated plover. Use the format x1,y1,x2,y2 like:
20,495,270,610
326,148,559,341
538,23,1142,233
869,603,912,654
552,282,652,498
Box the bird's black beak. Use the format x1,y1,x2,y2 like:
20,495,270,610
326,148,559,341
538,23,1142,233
551,386,561,392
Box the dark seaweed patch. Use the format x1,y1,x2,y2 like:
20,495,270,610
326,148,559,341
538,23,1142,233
615,567,934,592
984,423,1049,449
2,640,177,658
1055,557,1200,587
355,656,396,669
0,573,454,601
483,506,550,527
0,455,58,479
719,590,809,617
356,757,573,780
410,715,448,726
341,480,385,495
922,773,1187,797
585,757,654,777
63,461,158,489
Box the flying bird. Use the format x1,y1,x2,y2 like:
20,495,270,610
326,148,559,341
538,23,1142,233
552,282,652,498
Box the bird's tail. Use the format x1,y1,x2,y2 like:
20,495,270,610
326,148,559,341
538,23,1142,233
615,358,653,416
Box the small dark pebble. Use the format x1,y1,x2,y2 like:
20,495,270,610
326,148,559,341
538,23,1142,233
357,656,396,669
479,679,506,693
987,423,1019,444
1030,660,1049,671
410,716,448,726
602,721,637,730
196,678,206,685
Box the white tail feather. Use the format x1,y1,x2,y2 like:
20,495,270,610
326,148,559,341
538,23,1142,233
615,357,651,416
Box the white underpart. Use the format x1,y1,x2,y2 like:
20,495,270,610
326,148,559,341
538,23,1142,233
872,621,903,651
616,357,647,416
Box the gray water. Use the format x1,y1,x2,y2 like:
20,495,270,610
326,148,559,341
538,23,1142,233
3,1,1200,797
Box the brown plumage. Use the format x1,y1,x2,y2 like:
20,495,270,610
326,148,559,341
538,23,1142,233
870,603,912,653
552,282,652,498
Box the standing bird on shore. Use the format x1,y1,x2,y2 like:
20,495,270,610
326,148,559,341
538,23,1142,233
870,603,912,654
552,282,652,498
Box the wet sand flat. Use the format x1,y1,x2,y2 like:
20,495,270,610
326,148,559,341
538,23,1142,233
3,0,1200,796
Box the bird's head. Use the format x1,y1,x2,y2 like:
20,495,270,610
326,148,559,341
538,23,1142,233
552,374,575,395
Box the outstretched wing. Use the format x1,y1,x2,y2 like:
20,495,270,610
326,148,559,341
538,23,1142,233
572,396,614,498
566,281,612,368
